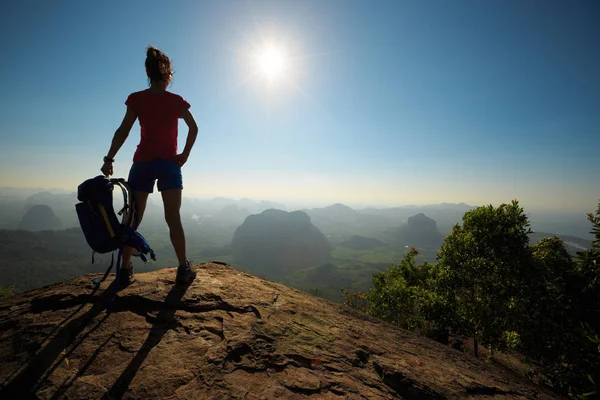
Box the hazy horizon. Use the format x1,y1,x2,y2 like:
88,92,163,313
1,1,599,213
1,184,597,214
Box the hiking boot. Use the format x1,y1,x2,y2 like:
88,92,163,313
120,264,135,287
176,261,196,285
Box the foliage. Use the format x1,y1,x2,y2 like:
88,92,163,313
368,248,436,329
568,201,600,397
0,285,13,298
503,330,521,349
345,248,448,341
342,289,368,312
515,236,583,392
578,202,600,334
573,324,600,398
437,200,532,356
587,202,600,249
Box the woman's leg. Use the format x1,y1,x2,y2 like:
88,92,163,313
121,191,150,269
161,188,187,266
157,159,194,283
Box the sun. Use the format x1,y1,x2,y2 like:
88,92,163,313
255,45,287,81
229,34,311,97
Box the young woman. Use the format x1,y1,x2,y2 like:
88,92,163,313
101,46,198,286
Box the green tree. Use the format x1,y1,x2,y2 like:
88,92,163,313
520,236,576,350
576,324,600,398
437,200,532,357
516,236,582,391
515,200,600,396
577,201,600,333
365,248,447,340
570,201,600,396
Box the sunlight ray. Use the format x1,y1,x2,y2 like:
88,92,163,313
284,76,337,124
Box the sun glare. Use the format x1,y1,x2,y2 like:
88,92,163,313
255,46,286,81
227,33,314,100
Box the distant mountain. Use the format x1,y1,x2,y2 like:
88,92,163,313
232,209,331,278
238,198,286,213
177,197,287,223
303,204,396,242
305,203,360,223
0,191,79,230
362,204,477,235
341,235,385,250
361,203,475,214
217,204,252,220
0,187,72,198
393,213,444,248
23,192,79,229
18,205,62,231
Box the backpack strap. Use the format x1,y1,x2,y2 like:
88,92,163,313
106,247,123,314
111,179,129,217
120,181,137,228
91,251,115,286
112,179,138,229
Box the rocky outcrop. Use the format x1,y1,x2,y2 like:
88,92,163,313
0,262,557,399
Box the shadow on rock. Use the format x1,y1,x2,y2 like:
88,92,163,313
0,284,111,399
104,280,194,400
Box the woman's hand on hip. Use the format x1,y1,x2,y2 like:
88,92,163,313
173,153,189,167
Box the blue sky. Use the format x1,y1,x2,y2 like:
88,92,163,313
0,0,598,211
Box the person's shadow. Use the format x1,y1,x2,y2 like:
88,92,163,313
0,279,193,400
0,283,111,399
103,280,193,400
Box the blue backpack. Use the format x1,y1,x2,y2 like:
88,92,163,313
76,176,156,308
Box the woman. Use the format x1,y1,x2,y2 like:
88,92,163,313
101,46,198,286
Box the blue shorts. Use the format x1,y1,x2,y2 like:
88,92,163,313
128,158,183,193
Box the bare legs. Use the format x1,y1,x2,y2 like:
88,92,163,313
121,191,149,269
161,188,187,267
122,188,187,272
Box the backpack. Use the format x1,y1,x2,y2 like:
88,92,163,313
75,175,156,309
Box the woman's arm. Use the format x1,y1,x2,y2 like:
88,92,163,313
174,109,198,167
107,107,137,160
101,107,137,177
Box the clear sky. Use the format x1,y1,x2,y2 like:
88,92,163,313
0,0,598,211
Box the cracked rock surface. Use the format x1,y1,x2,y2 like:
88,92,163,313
0,262,558,399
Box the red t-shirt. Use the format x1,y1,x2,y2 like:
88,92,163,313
125,89,191,162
